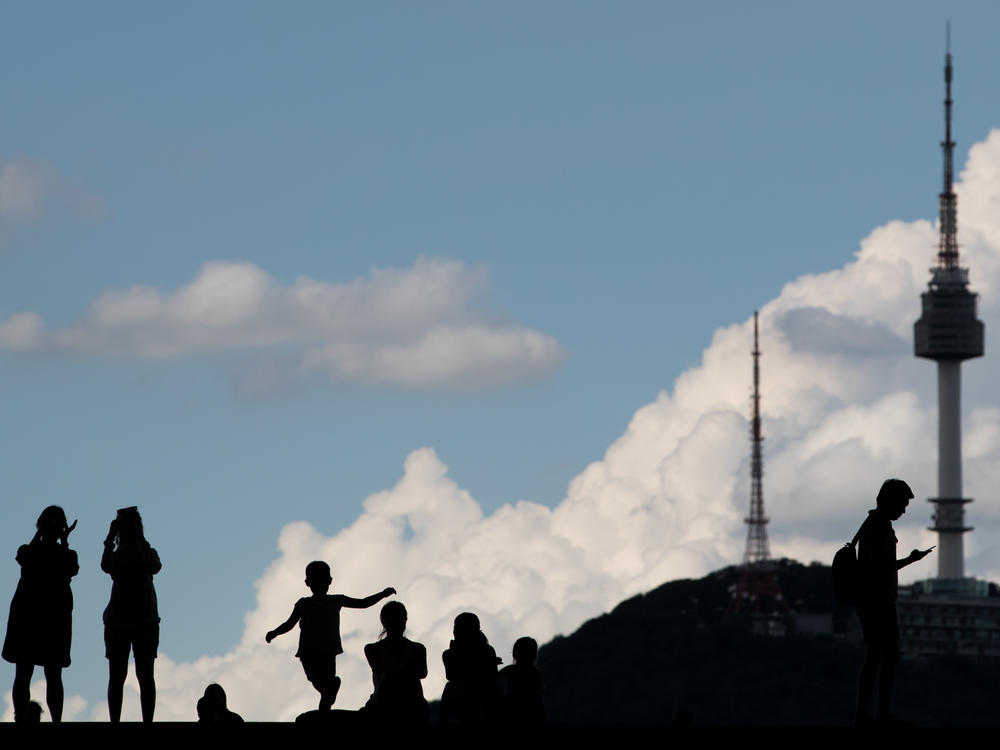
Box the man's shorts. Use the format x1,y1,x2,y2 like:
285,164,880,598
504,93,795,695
857,602,899,657
104,623,160,662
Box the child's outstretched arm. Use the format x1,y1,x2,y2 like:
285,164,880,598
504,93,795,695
265,607,301,643
341,587,396,609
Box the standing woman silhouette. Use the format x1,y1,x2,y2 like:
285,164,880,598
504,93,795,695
102,507,161,722
2,506,79,722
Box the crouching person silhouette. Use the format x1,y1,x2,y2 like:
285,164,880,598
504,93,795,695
266,561,394,711
196,683,243,723
854,479,933,726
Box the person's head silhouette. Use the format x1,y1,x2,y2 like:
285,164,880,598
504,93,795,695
512,636,538,666
453,612,480,641
18,701,43,723
304,561,332,595
876,478,913,520
114,506,146,548
379,601,407,639
36,506,71,541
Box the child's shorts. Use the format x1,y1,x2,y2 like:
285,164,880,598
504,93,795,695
297,649,337,685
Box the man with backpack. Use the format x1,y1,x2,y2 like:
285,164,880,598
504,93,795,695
853,478,933,726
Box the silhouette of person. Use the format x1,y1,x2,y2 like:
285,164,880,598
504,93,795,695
854,479,933,725
497,636,544,725
196,683,244,723
2,506,78,723
265,560,394,711
19,701,43,723
439,612,501,723
362,601,428,723
102,506,162,723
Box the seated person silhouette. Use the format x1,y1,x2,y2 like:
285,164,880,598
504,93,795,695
19,701,43,724
362,601,428,723
497,636,544,724
3,505,79,723
266,560,394,711
439,612,501,723
196,683,243,723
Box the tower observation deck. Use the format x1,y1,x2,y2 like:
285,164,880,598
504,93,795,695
913,37,983,580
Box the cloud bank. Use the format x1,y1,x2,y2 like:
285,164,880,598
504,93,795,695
7,128,1000,721
0,257,567,389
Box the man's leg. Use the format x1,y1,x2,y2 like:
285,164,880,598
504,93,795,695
875,606,900,720
855,607,882,724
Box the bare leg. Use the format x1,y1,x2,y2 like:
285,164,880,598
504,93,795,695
135,657,156,723
108,657,128,723
12,663,34,720
43,666,64,723
318,676,341,711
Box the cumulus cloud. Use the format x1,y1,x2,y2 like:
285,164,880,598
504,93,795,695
776,307,908,357
0,257,567,389
10,129,1000,722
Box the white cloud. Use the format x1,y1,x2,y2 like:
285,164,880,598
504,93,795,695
10,129,1000,722
0,257,567,389
303,324,566,388
101,129,1000,722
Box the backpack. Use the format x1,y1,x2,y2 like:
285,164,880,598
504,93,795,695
832,520,867,607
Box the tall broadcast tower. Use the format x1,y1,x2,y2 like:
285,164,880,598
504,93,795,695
744,310,770,567
728,311,786,617
913,36,984,581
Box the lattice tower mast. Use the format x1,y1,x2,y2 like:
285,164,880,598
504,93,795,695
913,28,984,580
743,310,770,564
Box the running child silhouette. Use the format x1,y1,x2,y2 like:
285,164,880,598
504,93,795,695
265,561,395,711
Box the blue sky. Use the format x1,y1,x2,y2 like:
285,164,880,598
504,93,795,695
4,1,1000,720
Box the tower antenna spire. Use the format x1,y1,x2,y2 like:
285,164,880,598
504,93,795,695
745,310,769,564
938,22,958,269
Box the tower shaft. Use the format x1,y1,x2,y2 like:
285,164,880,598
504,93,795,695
935,362,967,577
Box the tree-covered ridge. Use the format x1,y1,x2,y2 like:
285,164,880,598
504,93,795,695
538,561,1000,726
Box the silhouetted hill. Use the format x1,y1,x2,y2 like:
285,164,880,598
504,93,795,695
536,560,1000,726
